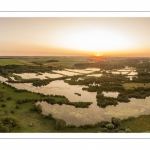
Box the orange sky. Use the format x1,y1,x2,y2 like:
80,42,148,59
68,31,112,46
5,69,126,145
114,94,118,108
1,18,150,56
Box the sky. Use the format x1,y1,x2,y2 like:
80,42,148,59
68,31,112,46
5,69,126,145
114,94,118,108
0,17,150,56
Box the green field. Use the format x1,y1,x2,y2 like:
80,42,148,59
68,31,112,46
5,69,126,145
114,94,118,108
0,82,69,132
0,57,90,67
123,82,150,89
121,115,150,132
0,59,26,66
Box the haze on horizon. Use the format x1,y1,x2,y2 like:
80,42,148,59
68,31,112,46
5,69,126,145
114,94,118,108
0,17,150,57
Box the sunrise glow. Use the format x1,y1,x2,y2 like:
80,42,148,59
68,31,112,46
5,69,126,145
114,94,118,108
1,18,150,56
95,54,101,57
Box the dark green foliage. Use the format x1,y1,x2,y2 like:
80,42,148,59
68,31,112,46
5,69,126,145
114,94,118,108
35,104,42,114
67,124,76,128
32,79,51,87
15,105,20,109
96,93,118,108
99,121,110,128
0,64,54,74
17,99,32,104
0,116,21,132
105,123,114,130
74,93,81,96
1,104,6,107
55,119,66,130
47,60,59,62
117,93,130,102
7,97,11,100
10,110,15,114
47,114,53,119
69,102,92,108
125,128,132,133
111,117,121,128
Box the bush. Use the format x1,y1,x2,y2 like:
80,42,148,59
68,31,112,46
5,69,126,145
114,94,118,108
67,125,76,128
111,117,121,128
10,110,15,114
99,121,110,127
7,97,11,100
1,104,6,107
3,116,21,128
17,100,23,104
105,123,114,130
16,105,20,109
125,128,132,133
55,119,66,130
47,113,53,119
35,104,42,114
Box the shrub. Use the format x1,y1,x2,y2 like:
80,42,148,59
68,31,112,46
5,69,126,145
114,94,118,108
47,114,53,119
7,97,11,100
16,105,20,109
125,128,132,133
105,123,114,130
111,117,121,128
1,104,6,107
35,104,42,114
55,119,66,130
10,110,15,114
0,99,5,102
67,125,76,128
99,121,110,127
3,116,21,128
17,100,23,104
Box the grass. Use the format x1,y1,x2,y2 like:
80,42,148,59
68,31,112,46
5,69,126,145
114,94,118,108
121,115,150,132
0,56,90,68
123,82,150,89
1,81,150,132
29,56,87,67
0,82,68,132
0,82,101,132
0,59,25,66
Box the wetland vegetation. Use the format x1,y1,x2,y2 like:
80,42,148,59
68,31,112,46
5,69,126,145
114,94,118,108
1,56,150,132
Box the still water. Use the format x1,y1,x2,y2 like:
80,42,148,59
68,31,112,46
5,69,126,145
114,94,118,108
14,72,64,79
1,75,150,126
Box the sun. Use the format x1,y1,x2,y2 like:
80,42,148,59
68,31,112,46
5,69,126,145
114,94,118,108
95,53,101,57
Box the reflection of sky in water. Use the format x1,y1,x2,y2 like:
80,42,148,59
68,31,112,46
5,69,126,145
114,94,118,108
66,69,98,74
52,70,81,76
37,97,150,126
102,92,119,98
1,75,150,126
14,73,64,79
87,74,102,77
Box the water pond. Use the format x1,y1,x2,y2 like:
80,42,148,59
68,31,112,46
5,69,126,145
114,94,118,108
1,77,150,126
14,72,64,79
66,69,94,74
1,75,150,126
52,70,81,76
87,74,102,77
